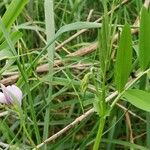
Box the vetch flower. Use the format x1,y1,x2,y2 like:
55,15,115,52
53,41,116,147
0,84,23,105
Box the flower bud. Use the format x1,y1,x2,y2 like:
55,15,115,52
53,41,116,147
0,84,23,105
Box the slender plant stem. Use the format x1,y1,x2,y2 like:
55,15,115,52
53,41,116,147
93,1,109,147
22,124,35,147
15,108,35,146
93,117,106,150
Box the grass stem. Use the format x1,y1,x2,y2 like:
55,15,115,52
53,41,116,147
93,117,106,150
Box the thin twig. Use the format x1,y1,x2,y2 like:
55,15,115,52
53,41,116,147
116,103,146,122
125,110,134,143
87,9,94,21
133,132,146,140
0,111,9,117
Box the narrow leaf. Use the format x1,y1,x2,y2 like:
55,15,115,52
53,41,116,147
0,0,28,39
0,31,22,51
123,89,150,112
115,24,132,92
99,15,109,73
56,22,101,37
139,7,150,70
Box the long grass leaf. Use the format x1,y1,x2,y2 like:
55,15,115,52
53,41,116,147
43,0,55,149
0,0,28,39
102,138,149,150
0,31,22,50
115,23,132,92
139,7,150,148
139,7,150,70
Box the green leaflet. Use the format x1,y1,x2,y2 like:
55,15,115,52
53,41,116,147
139,7,150,70
115,24,132,92
123,89,150,112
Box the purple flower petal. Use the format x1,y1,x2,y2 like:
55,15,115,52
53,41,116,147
0,92,7,104
1,84,12,104
7,85,23,105
0,84,23,105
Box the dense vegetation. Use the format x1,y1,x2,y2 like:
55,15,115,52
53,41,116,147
0,0,150,150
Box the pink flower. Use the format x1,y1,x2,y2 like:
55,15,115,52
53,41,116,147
0,84,23,105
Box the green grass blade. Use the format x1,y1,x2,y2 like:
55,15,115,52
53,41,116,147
0,0,28,39
56,22,101,37
0,31,23,76
102,138,149,150
115,23,132,92
43,0,55,149
139,7,150,148
107,116,117,150
139,7,150,70
0,31,22,50
98,5,109,73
